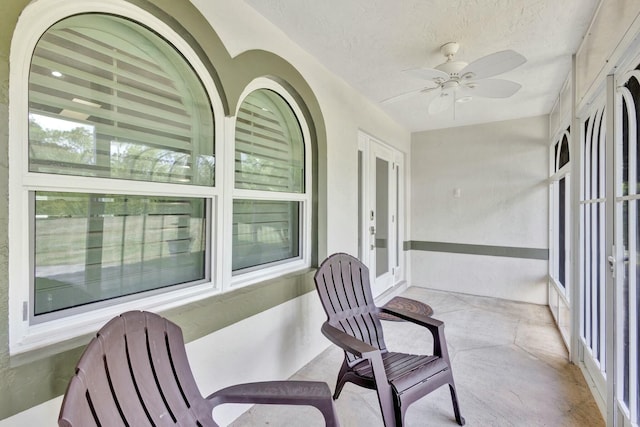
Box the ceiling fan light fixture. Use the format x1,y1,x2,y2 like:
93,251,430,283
456,95,473,103
442,80,459,89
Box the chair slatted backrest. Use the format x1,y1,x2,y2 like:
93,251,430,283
59,311,216,427
314,253,387,365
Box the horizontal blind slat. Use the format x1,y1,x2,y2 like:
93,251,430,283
31,56,188,112
37,34,180,95
29,73,194,128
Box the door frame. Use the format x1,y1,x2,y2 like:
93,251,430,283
358,131,405,297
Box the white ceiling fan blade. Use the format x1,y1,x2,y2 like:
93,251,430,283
404,67,449,83
461,50,526,80
462,79,522,98
428,91,454,114
380,86,437,104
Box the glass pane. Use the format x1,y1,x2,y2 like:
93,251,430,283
625,71,640,196
232,200,300,271
580,106,607,370
622,200,630,407
637,236,639,422
623,100,630,197
395,165,400,270
28,14,215,186
558,177,566,286
34,192,207,315
559,133,570,169
376,157,389,277
235,89,304,192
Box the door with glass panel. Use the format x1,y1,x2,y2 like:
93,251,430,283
579,58,640,427
614,60,639,427
358,133,402,297
579,99,609,408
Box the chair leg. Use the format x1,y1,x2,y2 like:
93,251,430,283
316,398,341,427
448,384,465,426
333,360,350,399
375,387,398,427
394,399,406,427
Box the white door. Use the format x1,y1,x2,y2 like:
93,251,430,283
358,132,403,297
578,59,640,427
613,61,640,427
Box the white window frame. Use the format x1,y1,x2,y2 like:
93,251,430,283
549,128,572,297
226,78,313,288
576,92,608,407
548,127,572,348
8,0,228,354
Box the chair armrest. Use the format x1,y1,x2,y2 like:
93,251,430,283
379,306,443,330
207,381,340,426
207,380,330,405
379,306,447,358
321,322,379,359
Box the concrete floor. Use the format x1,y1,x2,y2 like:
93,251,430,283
231,288,603,426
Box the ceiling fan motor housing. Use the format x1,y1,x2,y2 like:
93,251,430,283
435,60,468,76
435,43,468,77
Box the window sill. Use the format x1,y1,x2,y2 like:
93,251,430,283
9,267,317,364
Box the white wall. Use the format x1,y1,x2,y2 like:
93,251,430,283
410,115,549,304
0,293,327,426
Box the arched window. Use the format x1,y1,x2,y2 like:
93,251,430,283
556,133,570,171
14,10,219,330
550,127,571,294
9,3,315,354
233,87,310,273
580,102,607,370
29,14,215,184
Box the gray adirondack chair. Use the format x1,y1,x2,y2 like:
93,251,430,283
58,310,340,426
314,253,464,427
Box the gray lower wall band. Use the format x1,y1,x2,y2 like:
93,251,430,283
405,240,549,260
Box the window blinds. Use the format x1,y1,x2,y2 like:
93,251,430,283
28,14,215,186
235,91,303,192
232,90,305,271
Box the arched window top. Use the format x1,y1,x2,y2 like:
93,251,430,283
556,129,570,171
235,88,304,193
28,13,215,186
619,64,640,197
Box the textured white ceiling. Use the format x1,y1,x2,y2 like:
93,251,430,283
243,0,600,132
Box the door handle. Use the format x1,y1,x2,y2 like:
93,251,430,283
607,255,615,277
370,226,376,250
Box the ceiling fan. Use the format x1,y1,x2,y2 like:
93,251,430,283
382,42,526,115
